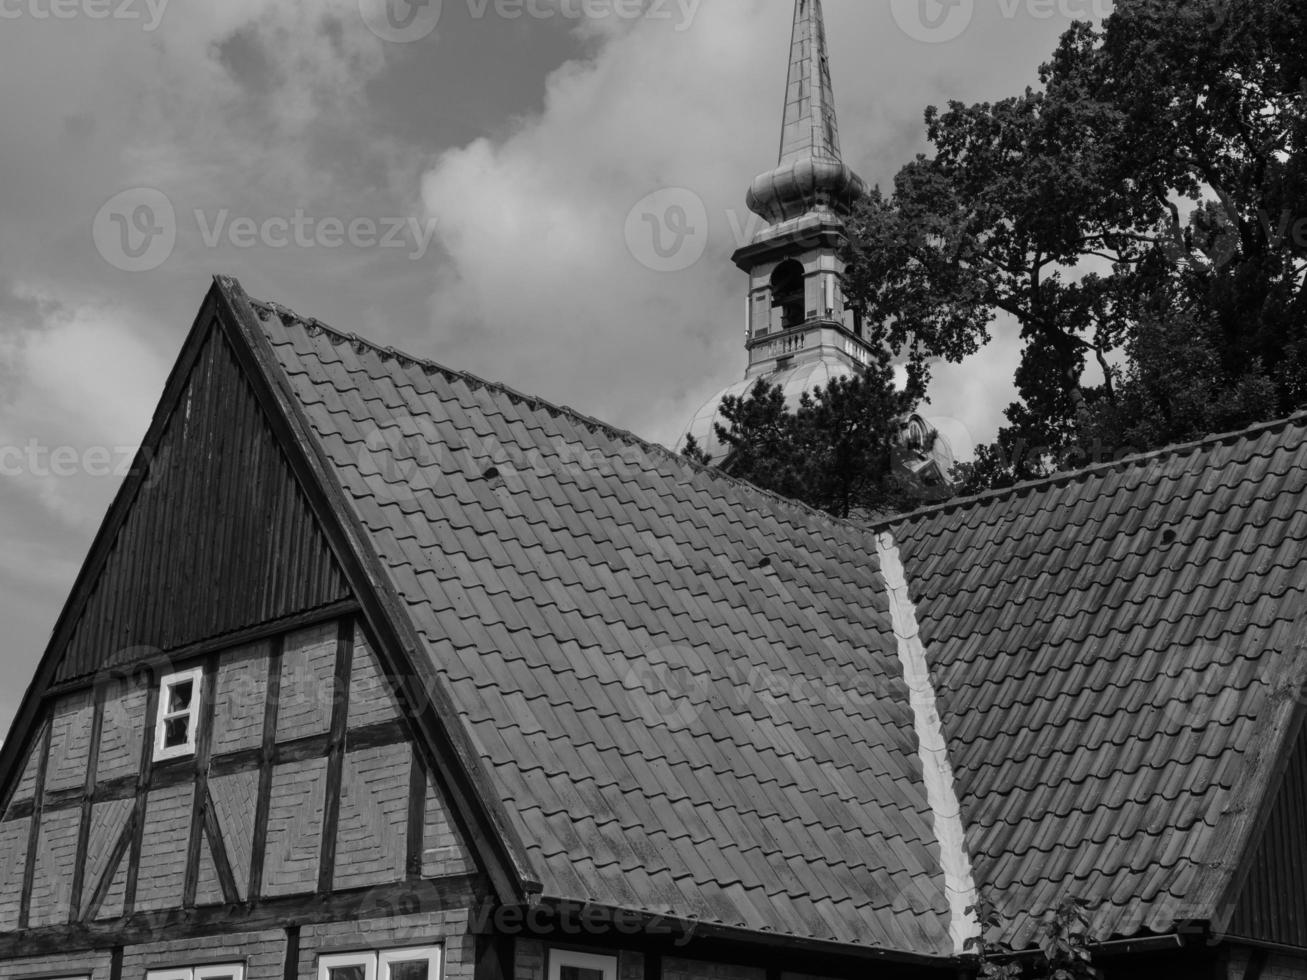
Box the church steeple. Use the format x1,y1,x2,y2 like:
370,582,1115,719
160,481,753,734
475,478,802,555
779,0,842,166
679,0,956,483
728,0,869,375
680,0,882,462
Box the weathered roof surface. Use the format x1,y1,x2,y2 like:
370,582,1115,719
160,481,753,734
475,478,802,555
249,298,956,956
889,419,1307,948
239,280,1307,958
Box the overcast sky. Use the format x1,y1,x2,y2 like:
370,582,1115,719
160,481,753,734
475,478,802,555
0,0,1105,733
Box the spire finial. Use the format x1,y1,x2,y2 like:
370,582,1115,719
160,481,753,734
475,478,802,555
778,0,843,166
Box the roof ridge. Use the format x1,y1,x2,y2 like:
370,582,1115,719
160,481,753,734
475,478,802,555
880,410,1307,530
248,296,886,541
247,297,1307,545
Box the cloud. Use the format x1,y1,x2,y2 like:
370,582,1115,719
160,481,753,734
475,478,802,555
0,0,1093,734
419,0,1072,449
0,286,169,527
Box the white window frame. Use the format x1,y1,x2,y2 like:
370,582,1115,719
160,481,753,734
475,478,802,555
319,953,378,980
146,966,244,980
380,947,442,980
195,967,245,980
153,666,204,761
547,950,617,980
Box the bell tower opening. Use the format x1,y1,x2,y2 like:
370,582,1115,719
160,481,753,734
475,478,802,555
771,260,806,330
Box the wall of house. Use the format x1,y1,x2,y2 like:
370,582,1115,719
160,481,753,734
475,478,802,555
0,911,477,980
0,951,113,980
1262,954,1307,980
300,908,476,980
121,930,287,980
1226,947,1307,980
514,941,645,980
0,616,477,950
509,933,933,980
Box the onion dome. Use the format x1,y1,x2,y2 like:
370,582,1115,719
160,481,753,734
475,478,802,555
746,156,869,224
746,0,868,225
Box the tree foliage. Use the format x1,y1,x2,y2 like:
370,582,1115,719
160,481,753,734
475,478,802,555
842,0,1307,491
682,354,939,520
965,894,1097,980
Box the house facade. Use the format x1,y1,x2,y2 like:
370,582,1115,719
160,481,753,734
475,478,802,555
4,4,1307,980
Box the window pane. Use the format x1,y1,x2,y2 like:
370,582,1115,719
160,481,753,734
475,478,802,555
388,962,430,980
560,968,604,980
329,967,368,980
168,680,194,712
164,716,190,747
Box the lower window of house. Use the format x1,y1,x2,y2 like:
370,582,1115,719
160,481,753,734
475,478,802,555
319,946,442,980
147,964,244,980
548,950,617,980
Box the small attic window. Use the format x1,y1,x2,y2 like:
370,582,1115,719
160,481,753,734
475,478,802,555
154,667,203,761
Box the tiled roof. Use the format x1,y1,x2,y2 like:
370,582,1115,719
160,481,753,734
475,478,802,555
249,299,956,956
239,282,1307,958
889,420,1307,948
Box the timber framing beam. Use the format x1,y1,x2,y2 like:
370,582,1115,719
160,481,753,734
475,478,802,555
317,617,355,897
68,693,107,919
1,722,407,825
0,875,483,959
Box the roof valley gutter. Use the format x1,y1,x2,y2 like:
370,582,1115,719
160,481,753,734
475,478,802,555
876,532,980,956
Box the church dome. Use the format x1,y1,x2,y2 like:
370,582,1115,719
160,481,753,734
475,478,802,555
746,156,869,225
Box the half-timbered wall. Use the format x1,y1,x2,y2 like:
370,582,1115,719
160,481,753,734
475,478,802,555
0,617,476,948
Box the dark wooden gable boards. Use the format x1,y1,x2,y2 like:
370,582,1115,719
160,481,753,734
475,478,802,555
1228,708,1307,947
